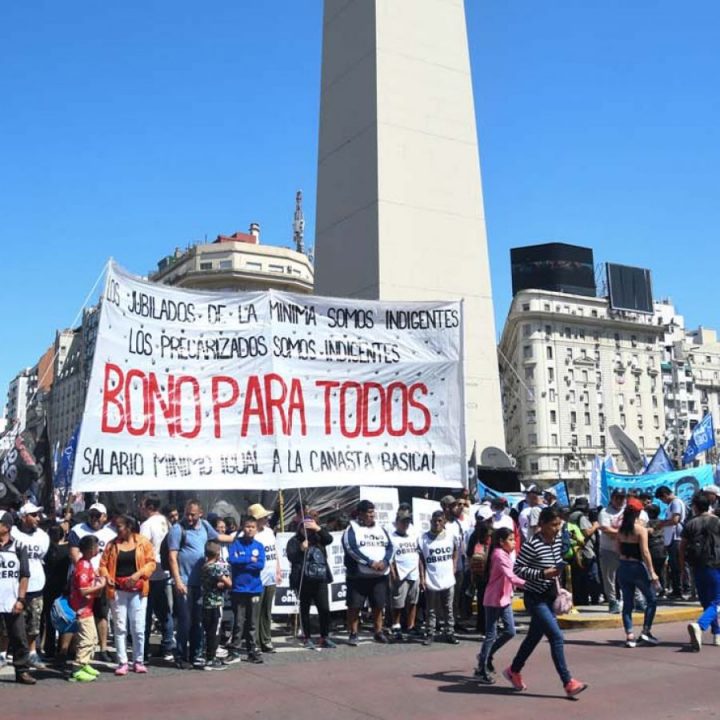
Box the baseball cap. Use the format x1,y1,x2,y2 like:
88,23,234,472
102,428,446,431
544,488,557,498
0,511,13,528
525,485,540,495
475,505,493,521
439,495,456,507
88,502,107,515
18,502,43,517
490,496,508,507
247,503,273,520
703,484,720,495
627,497,644,513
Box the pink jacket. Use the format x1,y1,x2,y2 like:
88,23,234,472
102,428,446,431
483,547,526,608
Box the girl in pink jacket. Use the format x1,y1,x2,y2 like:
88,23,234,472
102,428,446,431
475,527,526,684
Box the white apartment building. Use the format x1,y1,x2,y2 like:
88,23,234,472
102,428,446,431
499,289,667,491
150,224,314,294
6,368,35,431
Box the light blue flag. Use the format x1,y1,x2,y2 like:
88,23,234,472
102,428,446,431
683,414,715,466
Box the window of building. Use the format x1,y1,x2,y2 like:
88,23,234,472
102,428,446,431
525,367,534,381
548,368,555,382
620,413,626,426
549,388,556,402
570,411,577,425
585,435,592,447
550,410,557,423
637,416,644,429
527,410,536,424
653,415,660,429
584,411,591,424
553,458,560,471
551,433,558,445
522,303,530,311
564,327,572,339
571,434,578,446
639,435,645,447
530,462,539,474
631,335,637,347
544,303,551,312
568,369,574,381
245,261,262,270
579,329,586,340
528,433,537,445
523,324,532,337
582,370,589,383
268,264,285,273
547,346,553,360
635,394,641,407
200,262,213,270
569,389,576,402
545,324,552,337
614,333,621,344
652,396,658,408
523,345,533,359
591,309,598,318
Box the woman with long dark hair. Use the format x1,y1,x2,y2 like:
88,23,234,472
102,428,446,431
616,497,659,647
504,507,588,698
466,510,493,633
286,510,335,649
99,514,156,675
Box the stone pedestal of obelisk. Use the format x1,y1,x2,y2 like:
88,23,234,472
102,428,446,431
314,0,505,453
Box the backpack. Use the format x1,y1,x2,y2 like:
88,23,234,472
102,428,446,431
160,526,186,572
303,545,329,581
686,516,720,568
470,541,488,577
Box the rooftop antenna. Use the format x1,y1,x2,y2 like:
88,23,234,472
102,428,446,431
293,190,305,254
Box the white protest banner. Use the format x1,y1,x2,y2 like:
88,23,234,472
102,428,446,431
359,486,399,529
413,497,441,533
72,261,465,491
272,531,346,615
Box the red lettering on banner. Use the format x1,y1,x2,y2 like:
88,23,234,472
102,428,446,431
408,383,431,435
148,374,178,436
101,363,125,433
174,375,201,438
212,376,239,438
241,376,267,436
316,380,340,435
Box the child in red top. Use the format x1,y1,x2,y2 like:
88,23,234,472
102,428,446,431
69,535,106,683
475,528,525,684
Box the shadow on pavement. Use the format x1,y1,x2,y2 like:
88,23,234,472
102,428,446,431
413,670,560,700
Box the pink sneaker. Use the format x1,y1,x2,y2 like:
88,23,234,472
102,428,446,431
502,666,527,691
114,663,129,676
564,678,588,697
133,661,148,674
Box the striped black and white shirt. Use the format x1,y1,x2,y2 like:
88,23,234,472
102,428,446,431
513,533,563,596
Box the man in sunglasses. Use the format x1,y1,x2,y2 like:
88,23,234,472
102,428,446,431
69,503,117,663
11,502,49,668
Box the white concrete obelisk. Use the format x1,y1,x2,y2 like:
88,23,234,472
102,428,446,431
314,0,505,454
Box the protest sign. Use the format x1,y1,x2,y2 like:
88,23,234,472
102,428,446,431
600,464,714,507
272,531,347,615
359,486,399,529
413,497,441,533
72,262,465,492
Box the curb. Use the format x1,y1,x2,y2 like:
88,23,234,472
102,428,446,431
557,606,698,630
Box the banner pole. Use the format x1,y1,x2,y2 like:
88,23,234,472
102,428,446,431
279,488,285,532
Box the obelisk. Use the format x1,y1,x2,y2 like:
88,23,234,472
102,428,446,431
314,0,505,454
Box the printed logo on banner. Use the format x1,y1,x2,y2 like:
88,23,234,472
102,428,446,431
72,262,465,492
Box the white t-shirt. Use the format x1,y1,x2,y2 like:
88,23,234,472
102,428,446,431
11,526,49,594
256,527,279,587
140,513,170,581
492,511,515,533
519,505,543,541
599,505,623,552
418,530,456,591
390,528,420,581
663,498,687,545
70,522,117,571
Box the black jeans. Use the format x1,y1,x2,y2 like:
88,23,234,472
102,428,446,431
1,611,30,675
230,593,261,652
202,607,223,661
298,580,330,638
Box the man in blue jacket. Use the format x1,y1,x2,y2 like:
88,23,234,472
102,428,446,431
226,516,265,664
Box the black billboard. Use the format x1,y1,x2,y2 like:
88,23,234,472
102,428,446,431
511,243,596,297
606,263,653,314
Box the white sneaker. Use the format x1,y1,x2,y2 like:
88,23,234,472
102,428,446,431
687,622,702,652
713,635,720,647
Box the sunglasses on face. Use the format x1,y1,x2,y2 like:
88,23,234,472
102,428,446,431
89,513,102,520
27,512,40,517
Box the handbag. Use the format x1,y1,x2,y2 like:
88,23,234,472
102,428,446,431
552,578,573,615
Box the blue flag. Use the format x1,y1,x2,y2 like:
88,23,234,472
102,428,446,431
54,426,80,490
550,480,570,507
645,445,675,475
683,414,715,466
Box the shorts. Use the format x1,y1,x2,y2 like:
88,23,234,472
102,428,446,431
24,595,44,637
347,575,389,610
93,588,109,621
391,577,420,609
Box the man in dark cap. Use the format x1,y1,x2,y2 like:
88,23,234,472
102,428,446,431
0,511,35,684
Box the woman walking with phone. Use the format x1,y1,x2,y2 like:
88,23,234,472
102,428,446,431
616,497,659,648
504,507,588,698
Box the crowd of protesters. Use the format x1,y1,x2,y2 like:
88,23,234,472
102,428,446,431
2,480,720,699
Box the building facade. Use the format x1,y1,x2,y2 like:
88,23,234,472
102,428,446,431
499,289,667,490
149,225,314,294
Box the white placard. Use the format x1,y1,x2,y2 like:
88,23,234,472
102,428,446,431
72,262,465,491
359,486,399,529
412,497,442,534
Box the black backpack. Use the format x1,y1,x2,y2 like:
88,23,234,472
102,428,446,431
160,526,186,572
686,516,720,569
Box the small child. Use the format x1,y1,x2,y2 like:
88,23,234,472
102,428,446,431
645,504,667,595
475,527,525,684
227,516,265,664
68,535,106,683
201,540,231,671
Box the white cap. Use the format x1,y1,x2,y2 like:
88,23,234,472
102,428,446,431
89,502,107,515
703,484,720,495
18,502,43,517
475,505,493,521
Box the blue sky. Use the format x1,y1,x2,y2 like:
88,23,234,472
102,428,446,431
1,1,719,403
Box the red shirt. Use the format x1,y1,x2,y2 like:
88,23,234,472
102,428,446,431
70,558,96,619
